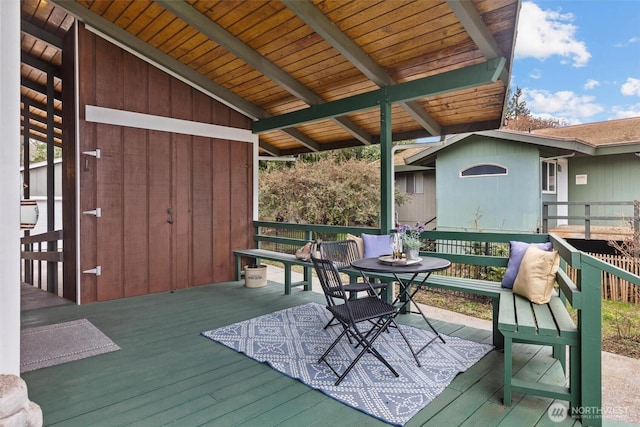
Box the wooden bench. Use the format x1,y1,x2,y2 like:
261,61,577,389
234,249,313,295
498,237,582,411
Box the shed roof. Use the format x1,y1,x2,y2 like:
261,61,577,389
21,0,520,156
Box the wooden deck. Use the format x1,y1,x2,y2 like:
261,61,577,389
21,281,581,427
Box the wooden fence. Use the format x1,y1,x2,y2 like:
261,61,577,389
594,253,640,304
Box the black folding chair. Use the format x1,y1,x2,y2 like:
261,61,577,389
319,240,389,329
312,256,415,385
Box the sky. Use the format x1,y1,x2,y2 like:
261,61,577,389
510,0,640,125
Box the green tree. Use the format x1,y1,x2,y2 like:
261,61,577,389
259,156,408,226
503,86,565,131
505,86,529,121
20,140,62,166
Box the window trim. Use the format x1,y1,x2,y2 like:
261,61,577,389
541,159,557,194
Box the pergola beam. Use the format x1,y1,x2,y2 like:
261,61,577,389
157,0,372,146
21,19,63,49
52,0,315,156
283,0,441,136
254,58,506,133
446,0,510,84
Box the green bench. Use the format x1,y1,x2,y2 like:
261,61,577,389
498,236,582,411
233,248,313,295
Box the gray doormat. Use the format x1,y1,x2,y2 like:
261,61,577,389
21,318,120,373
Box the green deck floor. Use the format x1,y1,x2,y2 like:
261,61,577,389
21,281,580,426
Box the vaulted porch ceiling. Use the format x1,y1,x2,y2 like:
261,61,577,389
21,0,520,157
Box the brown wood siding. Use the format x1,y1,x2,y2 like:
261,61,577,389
62,25,77,302
77,24,252,303
78,26,98,304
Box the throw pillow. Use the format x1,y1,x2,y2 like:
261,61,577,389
362,233,392,258
347,233,364,259
501,241,553,289
512,245,560,304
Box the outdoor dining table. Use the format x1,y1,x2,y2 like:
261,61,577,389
351,255,452,359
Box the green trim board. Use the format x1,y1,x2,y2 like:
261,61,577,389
252,59,507,134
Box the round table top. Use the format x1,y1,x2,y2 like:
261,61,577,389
351,255,451,274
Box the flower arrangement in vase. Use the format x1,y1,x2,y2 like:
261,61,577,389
398,222,425,260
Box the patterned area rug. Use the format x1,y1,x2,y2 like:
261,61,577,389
21,318,120,373
202,302,493,426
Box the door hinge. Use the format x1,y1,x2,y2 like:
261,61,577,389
82,208,102,217
83,266,102,276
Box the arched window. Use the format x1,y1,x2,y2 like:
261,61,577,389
460,164,507,177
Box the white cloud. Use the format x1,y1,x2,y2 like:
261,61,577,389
621,78,640,96
615,36,640,48
610,104,640,119
584,79,599,90
515,1,591,67
524,88,604,121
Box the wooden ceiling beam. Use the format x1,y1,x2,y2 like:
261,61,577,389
21,52,62,78
254,58,506,133
446,0,510,84
21,77,63,101
157,0,372,146
283,0,441,137
21,19,63,49
51,0,315,155
21,98,63,118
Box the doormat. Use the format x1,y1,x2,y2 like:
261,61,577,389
21,318,120,373
202,302,493,426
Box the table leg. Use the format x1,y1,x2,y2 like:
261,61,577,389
392,272,446,356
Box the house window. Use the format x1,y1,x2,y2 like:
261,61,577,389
541,160,556,193
460,164,507,177
406,173,424,194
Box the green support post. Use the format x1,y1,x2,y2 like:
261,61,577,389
380,95,393,233
578,254,602,427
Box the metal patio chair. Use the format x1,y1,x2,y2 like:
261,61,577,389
319,240,389,329
312,256,413,385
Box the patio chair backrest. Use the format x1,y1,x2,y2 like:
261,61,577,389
311,256,348,304
319,240,361,270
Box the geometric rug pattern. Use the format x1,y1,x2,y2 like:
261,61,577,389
202,302,493,425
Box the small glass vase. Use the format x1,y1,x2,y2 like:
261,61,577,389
406,248,420,260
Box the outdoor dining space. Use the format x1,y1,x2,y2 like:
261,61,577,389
20,276,579,426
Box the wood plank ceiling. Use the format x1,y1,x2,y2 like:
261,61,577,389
20,0,520,156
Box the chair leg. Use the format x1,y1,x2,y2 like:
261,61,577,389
335,318,398,385
318,326,349,365
503,336,513,406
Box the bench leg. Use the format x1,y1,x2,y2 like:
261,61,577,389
570,344,580,414
553,344,567,372
284,265,292,295
235,255,242,281
492,298,504,349
503,335,513,406
303,266,312,291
